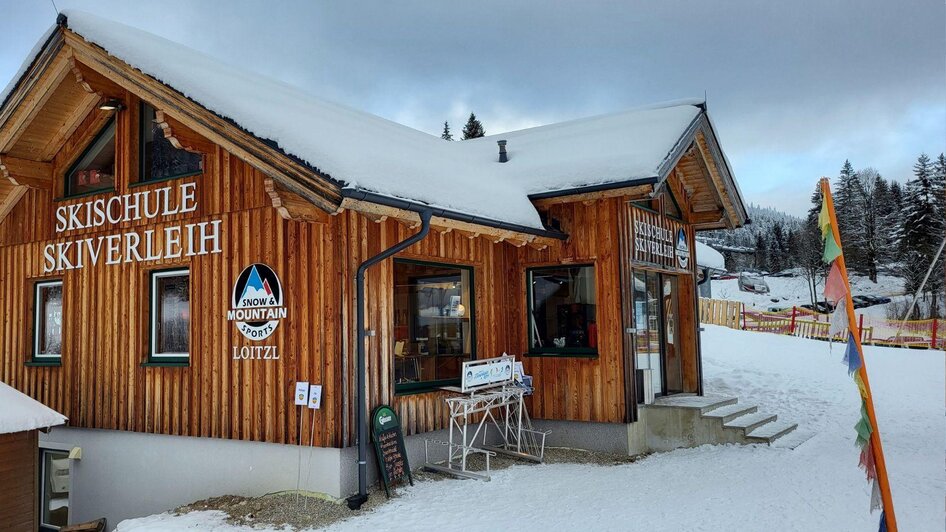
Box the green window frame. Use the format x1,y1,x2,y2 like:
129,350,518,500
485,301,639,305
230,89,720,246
526,264,598,357
64,116,117,198
138,102,202,184
145,268,191,366
28,279,63,367
393,258,476,395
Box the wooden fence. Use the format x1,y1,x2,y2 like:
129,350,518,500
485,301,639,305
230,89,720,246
699,298,939,349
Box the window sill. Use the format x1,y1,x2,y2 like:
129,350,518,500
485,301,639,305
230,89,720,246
25,359,62,367
57,187,117,202
130,172,202,188
395,379,461,396
141,360,190,367
526,351,599,359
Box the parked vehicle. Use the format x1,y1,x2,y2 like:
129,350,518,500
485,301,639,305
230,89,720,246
851,295,873,309
738,272,769,294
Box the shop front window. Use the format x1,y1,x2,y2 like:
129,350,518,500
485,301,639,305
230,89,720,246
39,449,70,531
149,269,190,363
140,103,202,182
33,280,63,364
527,265,597,356
65,118,116,197
393,260,474,393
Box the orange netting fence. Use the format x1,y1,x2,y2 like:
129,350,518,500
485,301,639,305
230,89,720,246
699,298,942,349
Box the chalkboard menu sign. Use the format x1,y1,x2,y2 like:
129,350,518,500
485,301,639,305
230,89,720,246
371,405,413,497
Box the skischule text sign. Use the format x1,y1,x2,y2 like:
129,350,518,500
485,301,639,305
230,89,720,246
42,182,222,273
628,205,691,273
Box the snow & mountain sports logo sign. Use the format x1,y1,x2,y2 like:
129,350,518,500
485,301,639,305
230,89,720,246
228,263,287,340
675,229,690,269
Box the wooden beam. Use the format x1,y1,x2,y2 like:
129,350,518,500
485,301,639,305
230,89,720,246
70,58,116,95
531,183,652,209
154,110,215,154
0,185,28,224
689,210,724,225
339,197,559,248
694,132,739,229
65,33,342,214
37,90,98,161
0,50,73,153
263,177,329,223
0,156,53,188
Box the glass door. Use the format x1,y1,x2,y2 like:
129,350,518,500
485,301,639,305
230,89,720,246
633,270,662,396
662,276,684,394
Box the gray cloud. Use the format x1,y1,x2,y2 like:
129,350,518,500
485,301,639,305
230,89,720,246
1,0,943,216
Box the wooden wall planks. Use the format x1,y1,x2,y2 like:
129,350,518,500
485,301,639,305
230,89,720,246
0,86,703,449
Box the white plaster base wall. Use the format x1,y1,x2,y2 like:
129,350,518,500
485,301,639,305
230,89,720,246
40,427,344,531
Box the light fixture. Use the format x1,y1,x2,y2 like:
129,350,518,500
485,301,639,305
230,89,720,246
98,98,125,111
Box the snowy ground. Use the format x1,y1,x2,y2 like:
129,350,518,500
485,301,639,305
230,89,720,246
711,273,904,310
118,327,944,531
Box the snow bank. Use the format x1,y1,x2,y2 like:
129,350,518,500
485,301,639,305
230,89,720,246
712,273,904,309
0,380,67,434
51,11,708,231
695,241,725,270
117,327,943,531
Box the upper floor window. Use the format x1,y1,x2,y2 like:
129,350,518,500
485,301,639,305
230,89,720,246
65,118,116,197
32,279,63,364
527,265,597,356
148,268,190,364
393,259,475,393
140,103,202,182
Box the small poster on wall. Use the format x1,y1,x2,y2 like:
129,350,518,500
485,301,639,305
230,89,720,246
294,382,309,406
308,385,322,409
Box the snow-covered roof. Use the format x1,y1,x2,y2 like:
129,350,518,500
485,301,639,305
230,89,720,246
0,381,67,434
3,11,742,233
696,241,726,270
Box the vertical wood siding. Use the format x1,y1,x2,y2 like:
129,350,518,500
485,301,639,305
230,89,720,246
1,88,702,448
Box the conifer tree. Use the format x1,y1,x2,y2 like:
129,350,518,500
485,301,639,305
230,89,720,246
833,160,867,274
461,113,485,140
440,121,453,141
898,153,944,317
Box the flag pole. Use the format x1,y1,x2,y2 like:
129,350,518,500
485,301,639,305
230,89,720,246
821,177,897,531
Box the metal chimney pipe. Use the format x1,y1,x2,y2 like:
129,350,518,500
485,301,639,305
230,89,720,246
497,139,508,163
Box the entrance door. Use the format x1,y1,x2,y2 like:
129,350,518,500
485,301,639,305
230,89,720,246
662,276,684,394
631,270,684,398
632,270,662,396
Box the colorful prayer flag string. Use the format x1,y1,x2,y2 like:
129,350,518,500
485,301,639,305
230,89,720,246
817,178,897,532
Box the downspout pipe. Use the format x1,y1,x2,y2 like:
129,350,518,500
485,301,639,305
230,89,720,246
346,209,432,510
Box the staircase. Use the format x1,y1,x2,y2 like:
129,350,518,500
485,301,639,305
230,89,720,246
642,394,813,451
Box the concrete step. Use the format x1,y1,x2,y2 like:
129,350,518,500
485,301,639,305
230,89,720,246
746,420,798,444
724,412,777,434
651,394,737,414
702,403,759,423
770,428,816,449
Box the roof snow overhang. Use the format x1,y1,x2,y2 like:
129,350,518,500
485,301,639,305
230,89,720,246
527,110,749,231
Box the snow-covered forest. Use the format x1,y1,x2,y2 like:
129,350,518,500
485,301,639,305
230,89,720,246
701,154,946,318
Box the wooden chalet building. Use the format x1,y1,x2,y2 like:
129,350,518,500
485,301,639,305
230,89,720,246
0,11,747,527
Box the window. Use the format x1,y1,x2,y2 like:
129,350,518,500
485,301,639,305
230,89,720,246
149,269,190,363
393,260,474,393
32,280,63,364
140,103,202,182
65,118,116,197
527,265,597,356
39,448,70,531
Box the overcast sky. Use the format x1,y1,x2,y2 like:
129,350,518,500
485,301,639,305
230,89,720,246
1,0,943,216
